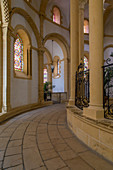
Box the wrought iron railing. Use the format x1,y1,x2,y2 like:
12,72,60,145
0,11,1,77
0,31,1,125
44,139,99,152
103,63,113,119
75,62,90,110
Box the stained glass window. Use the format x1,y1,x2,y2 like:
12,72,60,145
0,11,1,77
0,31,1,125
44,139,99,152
84,20,89,33
44,68,47,83
14,35,23,72
84,56,88,71
53,7,60,24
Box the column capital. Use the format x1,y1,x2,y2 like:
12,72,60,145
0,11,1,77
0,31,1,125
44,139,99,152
79,0,88,9
38,48,45,56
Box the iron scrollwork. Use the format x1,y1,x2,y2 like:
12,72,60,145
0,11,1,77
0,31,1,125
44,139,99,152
103,53,113,119
103,63,113,119
75,60,90,110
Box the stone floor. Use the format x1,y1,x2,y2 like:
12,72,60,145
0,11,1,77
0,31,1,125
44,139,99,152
0,104,113,170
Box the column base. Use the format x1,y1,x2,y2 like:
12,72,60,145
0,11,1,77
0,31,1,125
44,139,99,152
2,106,8,113
83,106,104,120
68,99,75,106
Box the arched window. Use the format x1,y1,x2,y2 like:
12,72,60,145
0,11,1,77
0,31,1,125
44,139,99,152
44,68,48,83
14,34,23,72
84,19,89,33
84,56,88,71
52,6,61,25
14,28,32,79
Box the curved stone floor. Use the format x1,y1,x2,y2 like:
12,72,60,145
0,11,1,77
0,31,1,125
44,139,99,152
0,104,113,170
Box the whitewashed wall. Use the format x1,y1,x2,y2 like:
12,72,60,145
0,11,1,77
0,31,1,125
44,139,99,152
45,40,64,92
44,20,70,45
10,13,38,108
11,14,37,48
10,0,70,106
52,61,64,92
46,0,70,28
11,0,40,32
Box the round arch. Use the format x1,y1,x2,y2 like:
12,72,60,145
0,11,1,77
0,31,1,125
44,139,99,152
104,44,113,51
43,47,52,64
43,47,52,83
9,7,41,48
14,25,32,46
14,25,32,77
43,33,70,97
43,33,70,60
104,5,113,26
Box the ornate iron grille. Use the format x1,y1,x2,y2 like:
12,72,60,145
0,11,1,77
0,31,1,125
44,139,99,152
75,62,90,110
103,63,113,119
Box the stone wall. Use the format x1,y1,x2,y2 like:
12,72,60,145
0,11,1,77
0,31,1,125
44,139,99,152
67,106,113,163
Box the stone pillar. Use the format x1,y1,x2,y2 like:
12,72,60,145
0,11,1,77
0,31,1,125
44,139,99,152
2,23,8,112
38,49,44,103
0,22,2,112
39,12,45,103
48,64,52,84
69,0,79,105
79,0,87,63
39,13,45,41
64,58,69,99
83,0,104,119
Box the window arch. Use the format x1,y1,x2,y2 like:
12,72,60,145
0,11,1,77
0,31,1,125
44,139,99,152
84,19,89,33
14,27,32,79
52,6,61,25
14,34,23,72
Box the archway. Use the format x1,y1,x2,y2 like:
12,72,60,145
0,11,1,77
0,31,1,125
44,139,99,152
43,33,70,98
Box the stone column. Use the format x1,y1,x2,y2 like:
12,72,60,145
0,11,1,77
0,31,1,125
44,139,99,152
83,0,104,119
2,23,8,112
48,64,52,84
79,0,87,63
38,11,45,103
38,49,44,103
69,0,79,105
64,58,69,99
0,22,2,112
39,14,44,41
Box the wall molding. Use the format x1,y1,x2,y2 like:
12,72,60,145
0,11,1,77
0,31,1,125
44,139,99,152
0,101,52,124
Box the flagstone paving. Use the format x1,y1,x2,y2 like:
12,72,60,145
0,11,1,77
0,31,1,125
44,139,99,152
0,104,113,170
